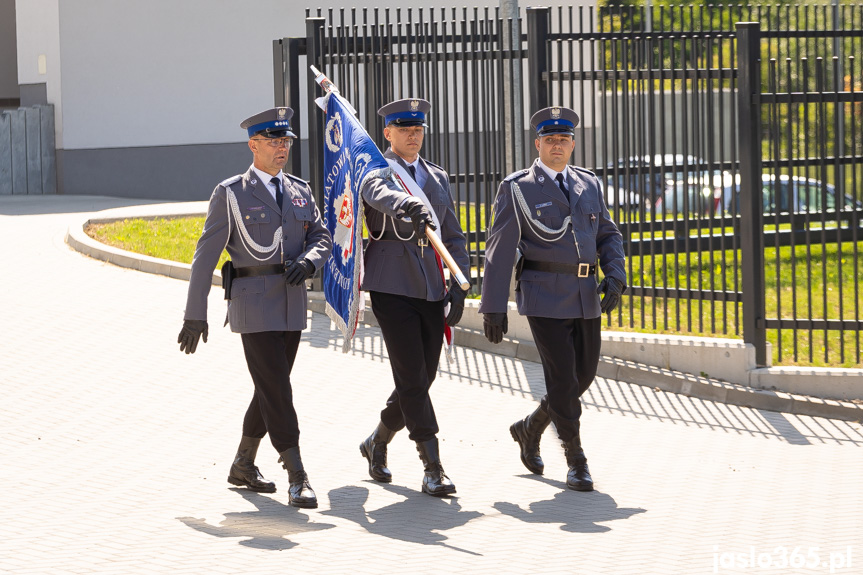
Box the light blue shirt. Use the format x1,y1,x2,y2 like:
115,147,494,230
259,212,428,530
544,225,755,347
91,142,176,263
537,159,568,191
251,165,284,203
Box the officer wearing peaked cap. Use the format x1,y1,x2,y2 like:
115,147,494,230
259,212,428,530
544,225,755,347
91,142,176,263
177,107,332,509
479,105,627,492
357,97,470,497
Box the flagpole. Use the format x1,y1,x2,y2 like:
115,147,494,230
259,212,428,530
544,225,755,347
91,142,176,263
310,66,471,291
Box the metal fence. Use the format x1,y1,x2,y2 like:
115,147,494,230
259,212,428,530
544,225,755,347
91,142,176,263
279,5,862,367
737,22,863,366
0,104,56,196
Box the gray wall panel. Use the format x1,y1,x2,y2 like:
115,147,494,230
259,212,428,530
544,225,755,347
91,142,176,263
0,113,11,195
24,107,43,194
19,83,48,107
10,109,27,195
39,105,57,195
58,142,253,200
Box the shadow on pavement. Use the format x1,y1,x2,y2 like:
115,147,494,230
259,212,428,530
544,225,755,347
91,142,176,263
302,289,863,447
177,489,335,550
493,476,647,533
322,483,484,555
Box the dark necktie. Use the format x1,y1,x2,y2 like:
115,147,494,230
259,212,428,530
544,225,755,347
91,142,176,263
556,173,570,202
270,176,283,210
408,164,417,182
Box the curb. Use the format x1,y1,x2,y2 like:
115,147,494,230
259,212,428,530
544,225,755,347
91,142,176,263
68,210,863,424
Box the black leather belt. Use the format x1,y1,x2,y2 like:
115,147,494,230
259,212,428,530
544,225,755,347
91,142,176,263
372,230,419,244
523,260,596,277
235,263,285,278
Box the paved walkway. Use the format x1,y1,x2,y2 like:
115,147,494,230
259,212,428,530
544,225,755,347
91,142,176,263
1,195,862,575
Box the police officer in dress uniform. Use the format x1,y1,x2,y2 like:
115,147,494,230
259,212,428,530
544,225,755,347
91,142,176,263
177,107,332,508
479,106,627,491
357,98,471,496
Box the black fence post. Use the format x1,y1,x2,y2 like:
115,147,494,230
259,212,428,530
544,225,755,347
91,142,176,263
272,38,304,179
286,38,303,179
273,40,286,107
306,17,326,207
526,7,549,162
736,22,768,367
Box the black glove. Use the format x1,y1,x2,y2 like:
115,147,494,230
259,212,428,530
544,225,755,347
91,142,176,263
178,319,208,354
597,276,626,314
284,258,315,287
483,312,508,344
442,283,469,327
401,196,437,239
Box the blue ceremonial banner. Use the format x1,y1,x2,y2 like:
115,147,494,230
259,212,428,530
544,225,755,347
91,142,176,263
321,92,391,351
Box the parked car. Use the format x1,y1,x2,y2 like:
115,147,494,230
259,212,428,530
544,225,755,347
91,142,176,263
660,171,734,216
719,174,862,215
604,154,725,211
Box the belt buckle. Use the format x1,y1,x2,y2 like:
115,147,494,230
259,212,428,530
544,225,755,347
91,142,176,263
578,263,590,277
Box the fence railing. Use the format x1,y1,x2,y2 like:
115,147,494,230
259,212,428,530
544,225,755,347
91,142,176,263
281,5,862,367
0,104,56,196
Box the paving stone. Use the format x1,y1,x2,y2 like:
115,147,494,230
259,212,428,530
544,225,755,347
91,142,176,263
1,195,862,575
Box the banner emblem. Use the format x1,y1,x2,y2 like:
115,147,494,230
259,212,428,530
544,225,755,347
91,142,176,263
325,112,344,153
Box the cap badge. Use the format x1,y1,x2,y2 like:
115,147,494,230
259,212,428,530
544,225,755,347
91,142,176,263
278,108,287,119
551,107,561,119
410,100,420,112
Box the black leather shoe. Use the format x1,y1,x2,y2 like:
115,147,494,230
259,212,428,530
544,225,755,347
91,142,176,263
227,436,276,493
278,446,318,508
360,421,397,483
562,436,594,492
415,438,456,496
510,405,551,475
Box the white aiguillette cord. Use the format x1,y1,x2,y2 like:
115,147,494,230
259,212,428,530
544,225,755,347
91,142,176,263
226,187,283,261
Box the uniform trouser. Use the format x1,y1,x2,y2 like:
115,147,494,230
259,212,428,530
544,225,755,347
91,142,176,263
370,291,445,442
526,315,602,442
239,330,302,453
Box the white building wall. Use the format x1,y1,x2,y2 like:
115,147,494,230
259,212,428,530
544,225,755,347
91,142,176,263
56,0,307,149
15,0,61,141
13,0,590,198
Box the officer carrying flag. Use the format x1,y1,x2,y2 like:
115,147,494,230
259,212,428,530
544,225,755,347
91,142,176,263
312,68,471,497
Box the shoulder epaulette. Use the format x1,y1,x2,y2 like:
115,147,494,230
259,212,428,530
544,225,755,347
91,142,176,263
285,173,310,187
219,174,242,187
424,159,445,172
504,169,530,182
572,166,598,178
